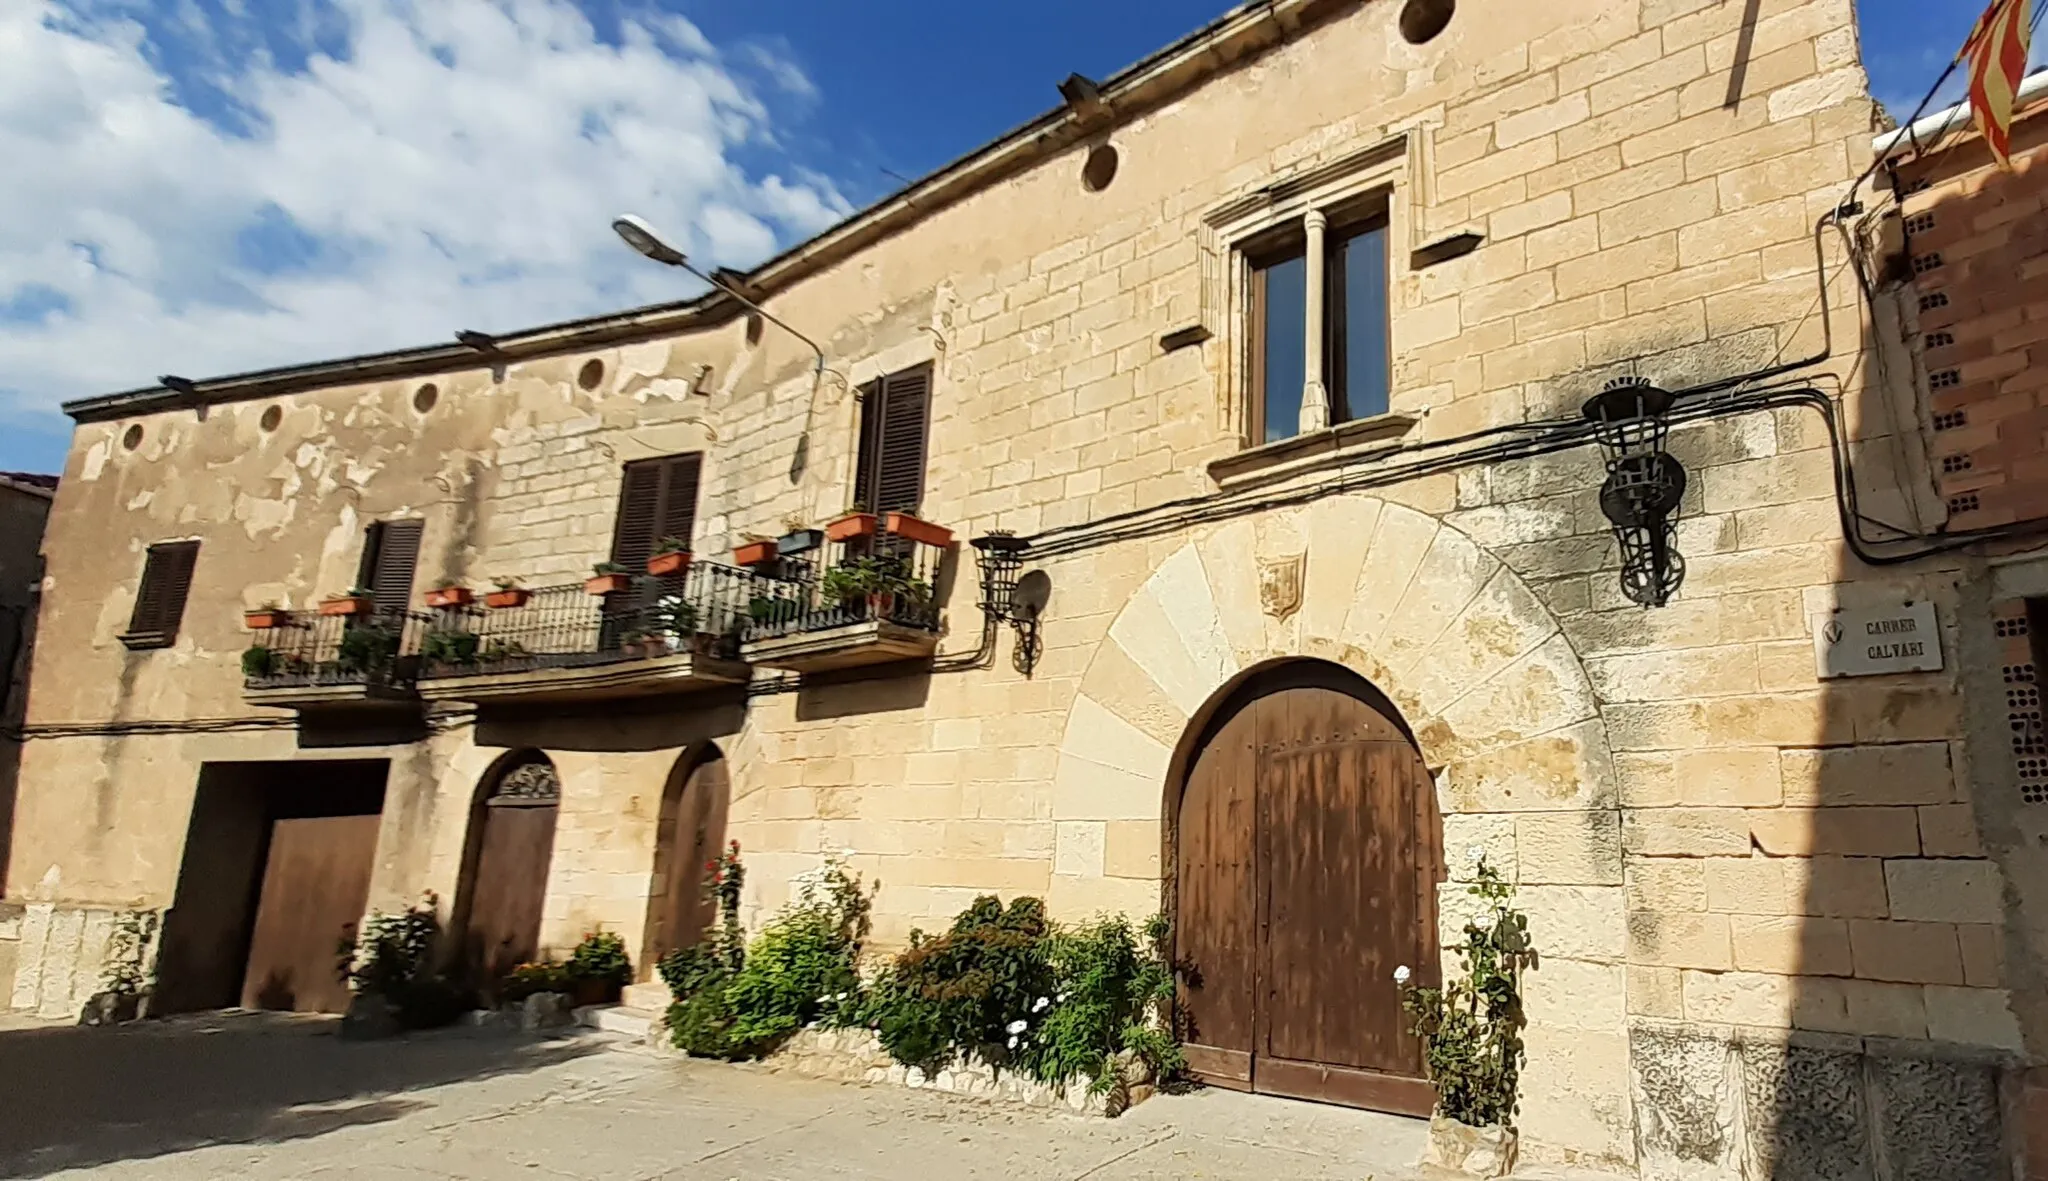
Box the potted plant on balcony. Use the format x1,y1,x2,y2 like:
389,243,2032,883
825,503,876,543
321,587,376,617
484,577,530,610
777,513,824,558
421,629,479,668
823,557,903,620
881,511,953,549
646,537,691,577
732,534,778,567
585,562,631,596
242,645,278,679
243,602,291,630
423,583,472,610
335,620,400,674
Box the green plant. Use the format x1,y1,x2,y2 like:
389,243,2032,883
492,576,521,590
482,639,530,662
592,561,626,576
821,556,907,604
864,895,1054,1073
652,536,689,556
749,595,799,625
337,894,466,1029
1399,858,1534,1131
568,931,632,987
721,857,870,1053
1021,912,1184,1096
99,910,160,998
498,960,571,1003
649,596,699,639
421,629,479,665
657,839,748,1057
241,645,277,678
345,585,374,598
335,623,399,672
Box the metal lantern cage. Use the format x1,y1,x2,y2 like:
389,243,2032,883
1583,376,1687,608
970,531,1043,673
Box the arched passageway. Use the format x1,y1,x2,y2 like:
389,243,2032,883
1172,659,1445,1115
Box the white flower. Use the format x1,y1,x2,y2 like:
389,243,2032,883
1393,965,1412,985
1007,1035,1019,1049
1006,1019,1028,1035
1466,844,1485,865
1032,997,1050,1012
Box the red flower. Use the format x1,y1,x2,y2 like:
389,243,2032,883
729,839,741,854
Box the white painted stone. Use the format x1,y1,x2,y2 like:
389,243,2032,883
1053,821,1107,877
1059,696,1171,782
1194,519,1271,669
1150,546,1239,697
1052,751,1163,823
1298,496,1384,648
1109,584,1220,717
1343,504,1441,651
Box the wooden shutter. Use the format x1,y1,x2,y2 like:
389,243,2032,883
609,454,702,571
359,520,423,616
855,364,931,515
123,540,199,647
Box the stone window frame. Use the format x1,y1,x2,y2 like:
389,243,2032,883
1199,135,1420,485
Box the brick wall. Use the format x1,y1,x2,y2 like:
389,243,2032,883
1900,111,2048,527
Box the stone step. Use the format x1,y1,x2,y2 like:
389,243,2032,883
620,981,672,1012
576,1003,660,1040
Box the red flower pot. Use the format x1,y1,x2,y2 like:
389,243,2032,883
319,596,372,617
424,586,472,609
243,610,291,630
484,588,530,609
882,512,953,548
585,573,631,596
826,512,876,542
732,540,778,566
646,551,691,577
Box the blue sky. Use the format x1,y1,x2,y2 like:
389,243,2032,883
0,0,2034,475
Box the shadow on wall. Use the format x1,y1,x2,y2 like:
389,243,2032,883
472,692,748,754
0,1012,603,1177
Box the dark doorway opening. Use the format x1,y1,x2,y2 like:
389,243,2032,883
153,760,388,1015
639,744,730,979
451,751,560,998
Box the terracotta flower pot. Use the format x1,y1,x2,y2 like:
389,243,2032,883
424,586,472,609
585,573,631,596
320,596,373,617
883,512,953,548
825,512,876,543
646,551,690,577
867,591,897,620
570,978,615,1008
732,540,778,566
484,588,530,609
243,610,290,630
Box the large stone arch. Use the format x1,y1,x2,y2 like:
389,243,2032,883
1048,493,1632,1163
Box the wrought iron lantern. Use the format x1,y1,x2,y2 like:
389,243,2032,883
1584,376,1686,607
970,532,1046,673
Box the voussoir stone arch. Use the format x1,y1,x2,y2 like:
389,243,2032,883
1047,493,1622,919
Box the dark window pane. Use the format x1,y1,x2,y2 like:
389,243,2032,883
1338,225,1390,421
1259,252,1306,443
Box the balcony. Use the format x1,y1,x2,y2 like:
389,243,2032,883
739,513,951,674
242,610,432,708
413,566,752,705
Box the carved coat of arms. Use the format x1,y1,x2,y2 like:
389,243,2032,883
1259,554,1305,620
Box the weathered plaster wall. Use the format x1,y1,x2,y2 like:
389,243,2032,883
8,0,2034,1173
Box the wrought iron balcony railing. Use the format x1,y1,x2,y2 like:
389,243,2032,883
415,563,756,682
242,610,433,694
743,517,947,640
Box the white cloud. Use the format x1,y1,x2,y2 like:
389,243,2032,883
0,0,850,426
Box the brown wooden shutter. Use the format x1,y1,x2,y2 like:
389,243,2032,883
610,454,702,571
854,364,931,515
124,540,199,646
359,520,423,616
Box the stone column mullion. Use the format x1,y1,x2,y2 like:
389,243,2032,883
1300,209,1330,434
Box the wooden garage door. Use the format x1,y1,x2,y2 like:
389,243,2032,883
241,813,381,1013
462,760,560,994
1176,673,1444,1115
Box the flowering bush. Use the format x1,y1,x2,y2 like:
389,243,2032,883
567,931,632,988
862,895,1055,1072
336,893,466,1029
1397,858,1534,1130
1019,912,1184,1096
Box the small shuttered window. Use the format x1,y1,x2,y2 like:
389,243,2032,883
853,364,932,515
609,453,703,571
357,520,424,617
121,541,200,649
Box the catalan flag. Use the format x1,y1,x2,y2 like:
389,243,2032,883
1959,0,2034,168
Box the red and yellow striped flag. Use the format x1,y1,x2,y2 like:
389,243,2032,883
1959,0,2033,168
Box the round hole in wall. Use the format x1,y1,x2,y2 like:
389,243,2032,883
1399,0,1454,44
577,359,604,390
121,424,143,451
259,405,283,433
1081,144,1120,192
744,314,764,346
413,382,440,413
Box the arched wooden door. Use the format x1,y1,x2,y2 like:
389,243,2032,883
642,747,731,974
461,757,560,994
1175,664,1445,1115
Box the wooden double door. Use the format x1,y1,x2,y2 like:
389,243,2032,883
1175,668,1444,1115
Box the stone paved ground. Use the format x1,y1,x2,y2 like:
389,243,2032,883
0,1012,1613,1180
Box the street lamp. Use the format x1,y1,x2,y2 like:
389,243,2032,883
1584,376,1687,607
609,214,825,375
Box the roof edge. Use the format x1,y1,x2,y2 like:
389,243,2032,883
64,0,1348,425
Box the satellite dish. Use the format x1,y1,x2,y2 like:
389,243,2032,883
1012,570,1052,620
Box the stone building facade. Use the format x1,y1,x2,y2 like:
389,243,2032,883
5,0,2044,1173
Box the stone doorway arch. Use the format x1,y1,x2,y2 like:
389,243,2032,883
639,743,731,979
453,750,561,995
